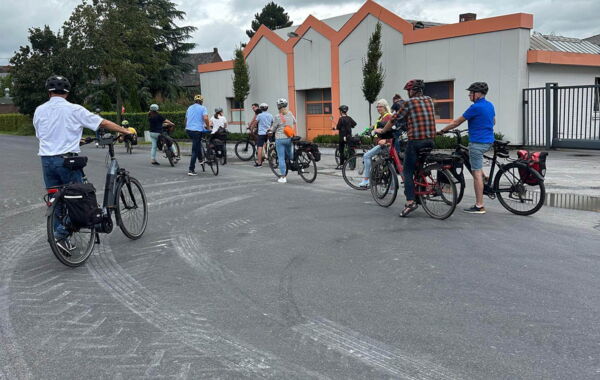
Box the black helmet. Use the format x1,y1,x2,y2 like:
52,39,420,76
403,79,425,92
466,82,488,95
338,105,349,113
45,75,70,93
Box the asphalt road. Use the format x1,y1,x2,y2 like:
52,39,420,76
1,135,599,380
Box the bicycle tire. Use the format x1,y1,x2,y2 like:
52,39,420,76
115,177,148,239
370,160,398,207
342,153,367,190
235,140,255,161
494,162,545,215
165,145,175,166
46,199,96,267
334,147,340,165
125,140,132,154
172,141,181,159
268,149,280,177
450,168,465,205
417,167,457,220
297,151,317,183
207,149,219,176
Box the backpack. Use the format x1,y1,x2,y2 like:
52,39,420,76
517,150,548,185
62,183,103,229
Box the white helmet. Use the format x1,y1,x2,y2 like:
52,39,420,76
149,104,159,111
259,103,268,111
276,98,288,109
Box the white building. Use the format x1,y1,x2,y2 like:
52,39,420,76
199,0,600,144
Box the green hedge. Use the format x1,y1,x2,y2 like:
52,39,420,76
101,111,188,138
313,132,505,149
0,114,35,135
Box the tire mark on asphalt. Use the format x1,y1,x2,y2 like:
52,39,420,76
0,229,43,380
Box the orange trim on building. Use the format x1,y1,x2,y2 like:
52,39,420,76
527,50,600,67
198,60,233,73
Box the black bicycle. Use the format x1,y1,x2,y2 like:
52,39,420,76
335,129,374,167
45,134,148,267
200,133,219,176
157,126,181,167
268,136,318,183
444,129,546,215
234,129,257,161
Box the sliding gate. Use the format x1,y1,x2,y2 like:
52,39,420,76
523,83,600,149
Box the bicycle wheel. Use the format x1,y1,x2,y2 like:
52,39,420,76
417,167,457,220
220,144,227,165
172,141,181,159
494,162,545,215
370,160,398,207
125,140,132,154
268,149,280,177
115,177,148,239
46,199,96,267
342,153,367,190
165,145,175,166
334,147,340,165
207,149,219,176
449,168,465,205
235,140,255,161
298,151,317,183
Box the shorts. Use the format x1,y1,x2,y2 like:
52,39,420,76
469,142,492,170
256,134,268,147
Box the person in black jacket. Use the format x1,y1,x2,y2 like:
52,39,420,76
334,105,357,169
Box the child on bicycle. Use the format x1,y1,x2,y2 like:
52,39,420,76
333,105,357,170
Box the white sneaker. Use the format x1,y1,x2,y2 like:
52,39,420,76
277,177,287,183
358,179,369,187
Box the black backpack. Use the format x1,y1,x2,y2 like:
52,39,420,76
62,183,103,228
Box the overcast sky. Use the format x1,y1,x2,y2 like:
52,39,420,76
1,0,599,64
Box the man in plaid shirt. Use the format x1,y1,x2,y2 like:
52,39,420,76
376,79,436,217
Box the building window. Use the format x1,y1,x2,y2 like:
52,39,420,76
594,77,600,112
229,98,244,125
424,81,454,122
305,88,332,115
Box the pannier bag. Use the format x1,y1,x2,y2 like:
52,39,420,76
310,143,321,162
130,134,138,145
348,135,362,147
62,183,103,228
517,150,548,185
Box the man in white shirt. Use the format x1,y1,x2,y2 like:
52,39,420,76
34,75,130,249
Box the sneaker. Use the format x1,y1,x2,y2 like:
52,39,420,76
254,162,262,167
56,238,76,254
277,177,287,183
463,205,486,214
151,161,160,165
335,165,343,170
198,158,206,164
95,142,99,148
188,171,198,176
358,179,369,187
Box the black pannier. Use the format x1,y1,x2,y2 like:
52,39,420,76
62,183,103,228
310,143,321,162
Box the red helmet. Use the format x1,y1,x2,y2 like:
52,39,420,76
403,79,425,92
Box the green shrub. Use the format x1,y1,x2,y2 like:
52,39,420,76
0,114,35,135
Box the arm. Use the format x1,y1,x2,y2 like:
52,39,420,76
100,119,132,135
184,117,187,129
164,119,175,127
439,116,466,134
204,114,211,130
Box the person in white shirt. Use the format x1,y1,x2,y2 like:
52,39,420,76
209,107,228,164
209,107,227,134
34,75,130,249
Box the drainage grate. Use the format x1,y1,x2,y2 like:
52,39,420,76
545,192,600,212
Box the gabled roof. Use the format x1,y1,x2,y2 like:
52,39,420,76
584,34,600,46
180,50,222,87
530,32,600,54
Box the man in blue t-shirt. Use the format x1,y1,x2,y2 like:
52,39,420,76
439,82,496,214
254,103,273,167
185,94,210,175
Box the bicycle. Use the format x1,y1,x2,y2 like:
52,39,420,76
443,129,546,215
157,126,181,167
268,136,318,183
334,129,374,167
209,129,229,165
366,137,459,219
200,133,219,176
45,134,148,267
234,129,257,161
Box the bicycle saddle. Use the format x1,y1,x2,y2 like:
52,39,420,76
291,136,302,142
417,147,433,155
494,140,510,147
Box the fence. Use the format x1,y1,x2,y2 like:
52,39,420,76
523,83,600,149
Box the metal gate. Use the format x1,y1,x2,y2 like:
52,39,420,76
523,83,600,149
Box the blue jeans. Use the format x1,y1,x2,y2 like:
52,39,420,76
276,138,293,176
403,139,434,201
187,130,206,171
41,156,84,239
363,145,382,180
149,132,160,161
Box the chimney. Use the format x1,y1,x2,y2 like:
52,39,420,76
459,13,476,22
213,47,218,54
412,21,425,30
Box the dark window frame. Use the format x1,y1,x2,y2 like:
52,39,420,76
424,80,454,123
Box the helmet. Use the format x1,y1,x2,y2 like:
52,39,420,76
338,105,349,113
214,107,223,113
259,103,268,111
194,94,204,102
149,104,159,111
95,108,101,113
45,75,70,93
276,98,288,109
403,79,425,92
121,120,129,126
466,82,489,95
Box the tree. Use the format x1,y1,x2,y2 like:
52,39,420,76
361,22,385,126
246,2,293,39
232,47,250,133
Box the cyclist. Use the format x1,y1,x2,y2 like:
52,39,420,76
117,120,137,144
376,79,437,217
269,98,296,183
210,107,228,164
390,93,407,153
248,103,261,135
438,82,496,214
34,75,131,251
185,94,210,176
254,103,273,167
148,104,176,166
333,105,356,169
358,99,393,187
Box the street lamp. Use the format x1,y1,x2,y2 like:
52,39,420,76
287,31,312,43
